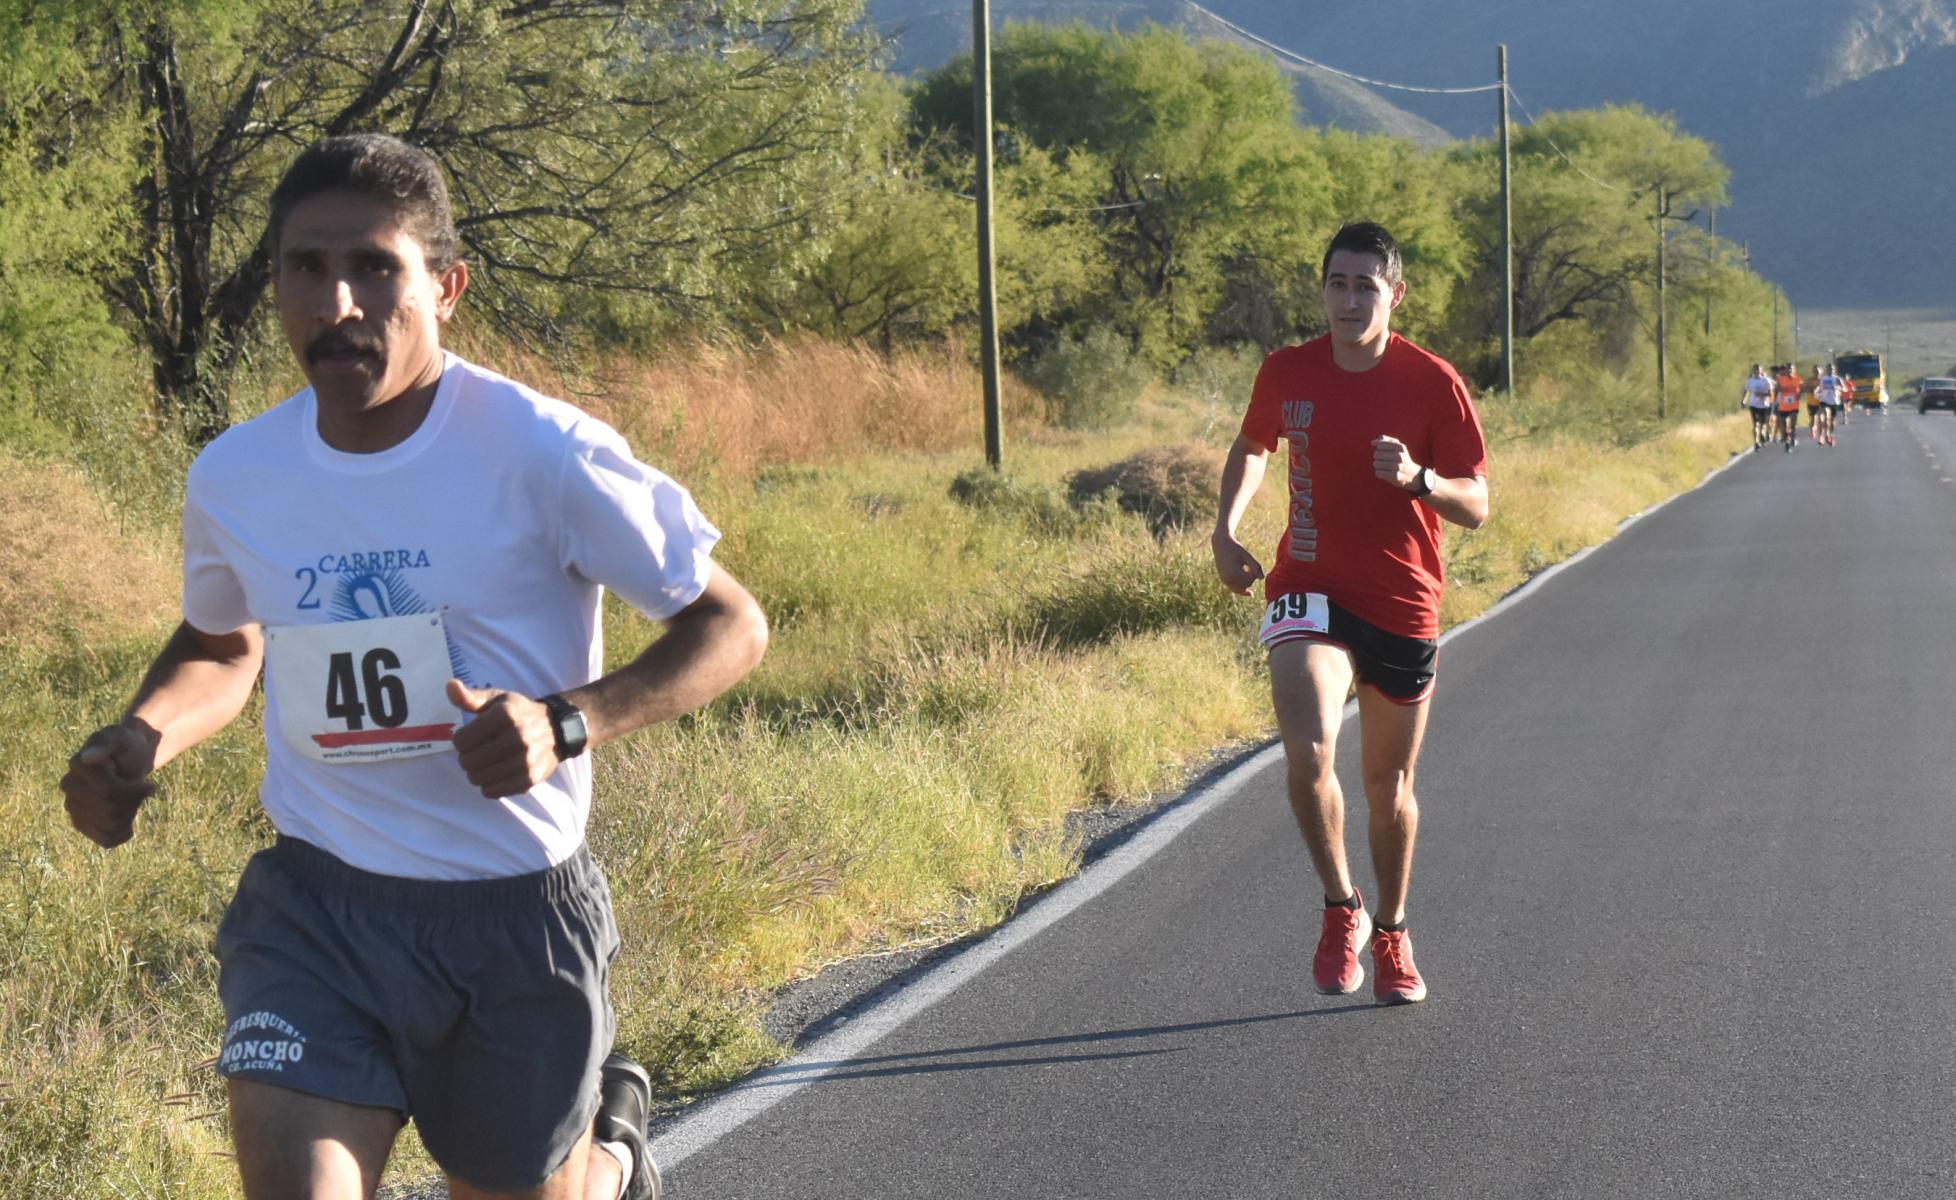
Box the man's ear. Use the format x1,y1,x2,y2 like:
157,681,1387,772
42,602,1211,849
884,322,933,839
434,259,469,321
1389,278,1408,310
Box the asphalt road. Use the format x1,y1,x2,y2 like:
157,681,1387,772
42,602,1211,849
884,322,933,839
660,407,1956,1199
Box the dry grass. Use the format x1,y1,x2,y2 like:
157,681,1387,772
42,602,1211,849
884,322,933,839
442,331,1042,485
0,449,179,657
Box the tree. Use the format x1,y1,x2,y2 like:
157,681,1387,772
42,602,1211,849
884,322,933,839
784,168,974,354
0,4,140,443
37,0,877,436
910,23,1315,365
1444,103,1728,381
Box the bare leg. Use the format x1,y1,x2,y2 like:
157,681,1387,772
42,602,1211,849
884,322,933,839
227,1078,402,1200
1269,640,1359,901
447,1123,621,1200
1354,684,1431,926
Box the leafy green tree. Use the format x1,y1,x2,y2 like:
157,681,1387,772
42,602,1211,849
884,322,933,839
910,23,1317,365
28,0,878,436
988,137,1112,355
0,4,140,446
1446,103,1729,381
783,167,974,354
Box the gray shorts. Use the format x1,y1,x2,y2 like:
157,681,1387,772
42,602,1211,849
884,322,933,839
215,835,620,1192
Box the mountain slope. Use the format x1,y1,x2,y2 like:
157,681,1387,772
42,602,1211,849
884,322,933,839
868,0,1450,145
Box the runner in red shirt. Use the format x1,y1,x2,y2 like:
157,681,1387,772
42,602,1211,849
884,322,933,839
1774,366,1803,451
1212,222,1489,1006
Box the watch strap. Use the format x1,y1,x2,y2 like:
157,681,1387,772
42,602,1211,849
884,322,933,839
539,692,588,760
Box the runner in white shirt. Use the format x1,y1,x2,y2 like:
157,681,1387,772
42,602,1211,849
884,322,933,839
58,134,765,1200
1813,364,1846,447
1742,364,1775,451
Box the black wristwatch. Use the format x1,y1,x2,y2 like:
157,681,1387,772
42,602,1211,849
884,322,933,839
1408,466,1437,499
539,693,589,760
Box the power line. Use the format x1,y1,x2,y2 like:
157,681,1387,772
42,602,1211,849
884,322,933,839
1182,2,1621,201
1183,1,1504,95
1503,85,1628,193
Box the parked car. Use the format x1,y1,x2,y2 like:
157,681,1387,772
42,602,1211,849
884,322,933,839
1920,377,1956,413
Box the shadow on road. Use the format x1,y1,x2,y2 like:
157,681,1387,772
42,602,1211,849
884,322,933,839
744,1004,1374,1088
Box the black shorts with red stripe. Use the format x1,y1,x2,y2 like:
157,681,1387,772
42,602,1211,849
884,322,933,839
1264,594,1438,705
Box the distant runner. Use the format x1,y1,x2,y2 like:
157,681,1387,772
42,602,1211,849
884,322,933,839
1813,363,1845,446
1212,221,1489,1006
1775,365,1804,452
1743,364,1775,451
58,134,769,1200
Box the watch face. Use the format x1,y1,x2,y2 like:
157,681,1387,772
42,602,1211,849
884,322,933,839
546,696,588,756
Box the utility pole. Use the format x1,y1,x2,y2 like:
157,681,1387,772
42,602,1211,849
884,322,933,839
973,0,1003,469
1704,207,1715,339
1656,188,1668,420
1772,290,1779,363
1498,45,1514,398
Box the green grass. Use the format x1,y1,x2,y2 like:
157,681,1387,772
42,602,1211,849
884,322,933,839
0,366,1747,1196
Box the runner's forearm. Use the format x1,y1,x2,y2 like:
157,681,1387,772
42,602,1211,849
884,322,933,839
1215,435,1269,538
565,566,768,751
125,622,264,770
1418,475,1488,530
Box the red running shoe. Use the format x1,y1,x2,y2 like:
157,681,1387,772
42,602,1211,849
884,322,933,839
1372,927,1428,1005
1313,890,1373,995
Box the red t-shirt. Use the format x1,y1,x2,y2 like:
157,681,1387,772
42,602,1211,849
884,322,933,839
1240,333,1488,639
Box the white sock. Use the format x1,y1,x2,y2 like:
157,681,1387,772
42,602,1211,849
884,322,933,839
597,1139,634,1200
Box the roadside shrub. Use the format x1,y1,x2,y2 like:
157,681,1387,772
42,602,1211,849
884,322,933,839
1022,325,1153,431
1066,443,1223,536
948,467,1079,533
1020,535,1240,648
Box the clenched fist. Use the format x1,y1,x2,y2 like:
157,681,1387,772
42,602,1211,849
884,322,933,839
1371,436,1421,490
449,680,562,800
62,720,162,848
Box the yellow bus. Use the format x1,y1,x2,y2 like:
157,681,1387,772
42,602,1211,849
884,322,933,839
1836,350,1887,409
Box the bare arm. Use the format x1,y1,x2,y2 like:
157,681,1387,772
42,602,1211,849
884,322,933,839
568,563,769,749
450,562,769,799
1211,433,1272,596
61,621,264,847
1420,474,1489,529
1371,437,1490,530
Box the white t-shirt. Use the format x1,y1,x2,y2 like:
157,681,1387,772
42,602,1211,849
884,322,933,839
1744,377,1774,408
182,354,720,879
1816,374,1844,404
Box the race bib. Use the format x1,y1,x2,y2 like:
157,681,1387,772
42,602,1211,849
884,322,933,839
1259,592,1331,647
263,613,463,763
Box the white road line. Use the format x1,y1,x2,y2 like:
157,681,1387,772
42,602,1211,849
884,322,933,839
652,740,1286,1168
652,442,1749,1169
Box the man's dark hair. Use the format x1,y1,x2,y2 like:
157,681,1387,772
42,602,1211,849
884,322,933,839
1320,221,1403,287
269,133,458,270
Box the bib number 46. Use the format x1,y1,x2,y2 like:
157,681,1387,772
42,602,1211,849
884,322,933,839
263,612,462,763
324,649,409,731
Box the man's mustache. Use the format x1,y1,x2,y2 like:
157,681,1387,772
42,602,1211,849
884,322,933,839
306,330,383,363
